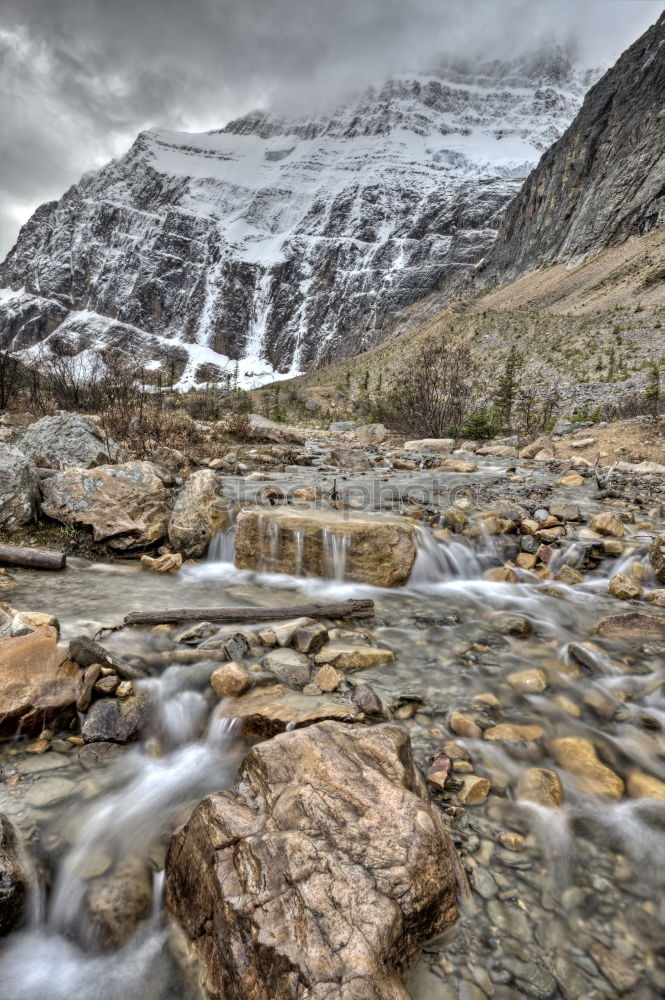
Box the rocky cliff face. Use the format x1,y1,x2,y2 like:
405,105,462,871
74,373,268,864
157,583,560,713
0,52,594,386
480,13,664,284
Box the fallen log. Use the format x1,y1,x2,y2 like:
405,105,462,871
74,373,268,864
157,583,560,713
0,544,66,571
123,599,375,627
69,636,148,680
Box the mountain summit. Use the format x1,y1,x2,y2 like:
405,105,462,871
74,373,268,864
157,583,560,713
0,52,595,387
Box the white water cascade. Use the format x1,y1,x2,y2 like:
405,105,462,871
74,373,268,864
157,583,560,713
409,527,489,584
322,529,350,583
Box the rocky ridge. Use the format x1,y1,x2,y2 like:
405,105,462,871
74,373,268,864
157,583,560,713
479,12,665,284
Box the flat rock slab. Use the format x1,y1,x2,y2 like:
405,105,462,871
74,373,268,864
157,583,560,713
234,506,416,586
215,684,358,738
166,721,459,1000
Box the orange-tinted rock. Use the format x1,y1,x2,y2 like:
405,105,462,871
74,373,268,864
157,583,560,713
0,626,81,737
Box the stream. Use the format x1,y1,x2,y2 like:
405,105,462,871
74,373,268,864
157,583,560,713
0,458,664,1000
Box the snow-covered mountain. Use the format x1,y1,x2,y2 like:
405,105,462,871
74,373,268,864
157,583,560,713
0,52,598,388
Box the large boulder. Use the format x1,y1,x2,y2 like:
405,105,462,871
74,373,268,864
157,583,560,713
0,626,81,737
240,413,305,444
403,438,455,453
0,443,40,530
168,470,230,558
166,722,459,1000
41,461,169,550
234,506,416,586
354,423,387,444
17,412,118,469
0,814,29,935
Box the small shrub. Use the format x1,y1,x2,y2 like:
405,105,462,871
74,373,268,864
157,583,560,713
462,408,499,440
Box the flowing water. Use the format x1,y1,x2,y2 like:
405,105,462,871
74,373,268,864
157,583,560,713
0,460,664,999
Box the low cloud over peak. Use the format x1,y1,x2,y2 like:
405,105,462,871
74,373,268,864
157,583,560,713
0,0,661,256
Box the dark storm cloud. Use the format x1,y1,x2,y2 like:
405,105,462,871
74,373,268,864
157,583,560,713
0,0,661,256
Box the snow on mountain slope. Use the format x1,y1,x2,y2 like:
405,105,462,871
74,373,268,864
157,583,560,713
0,52,598,387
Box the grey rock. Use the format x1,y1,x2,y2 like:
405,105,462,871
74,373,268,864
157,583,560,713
0,814,28,935
473,867,499,900
499,958,557,1000
329,421,357,432
24,776,77,808
82,695,148,744
223,633,250,661
552,421,575,436
17,412,118,469
0,443,40,530
491,613,533,638
262,648,312,689
81,859,153,950
78,742,126,768
486,898,533,941
351,683,384,717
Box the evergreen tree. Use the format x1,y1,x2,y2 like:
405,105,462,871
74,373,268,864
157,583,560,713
494,345,521,429
645,362,661,420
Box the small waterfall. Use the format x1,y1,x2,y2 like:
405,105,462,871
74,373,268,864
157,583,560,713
206,526,236,563
323,529,350,582
410,527,487,584
255,514,281,572
46,708,241,950
269,520,280,567
294,529,304,576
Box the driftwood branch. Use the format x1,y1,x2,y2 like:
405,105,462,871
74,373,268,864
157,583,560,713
69,636,148,680
0,544,66,571
123,599,375,627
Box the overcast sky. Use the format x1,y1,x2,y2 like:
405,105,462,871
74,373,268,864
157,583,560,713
0,0,662,257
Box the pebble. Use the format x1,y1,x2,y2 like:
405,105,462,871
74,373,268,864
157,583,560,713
450,711,482,740
24,776,77,807
591,512,624,537
351,684,383,716
457,775,490,805
608,573,643,600
486,899,533,942
499,833,525,852
506,669,547,694
483,724,544,742
484,567,519,584
473,868,499,900
589,942,641,993
210,661,252,698
626,770,665,799
499,957,557,999
315,665,342,692
492,614,532,638
517,768,563,807
550,737,624,799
